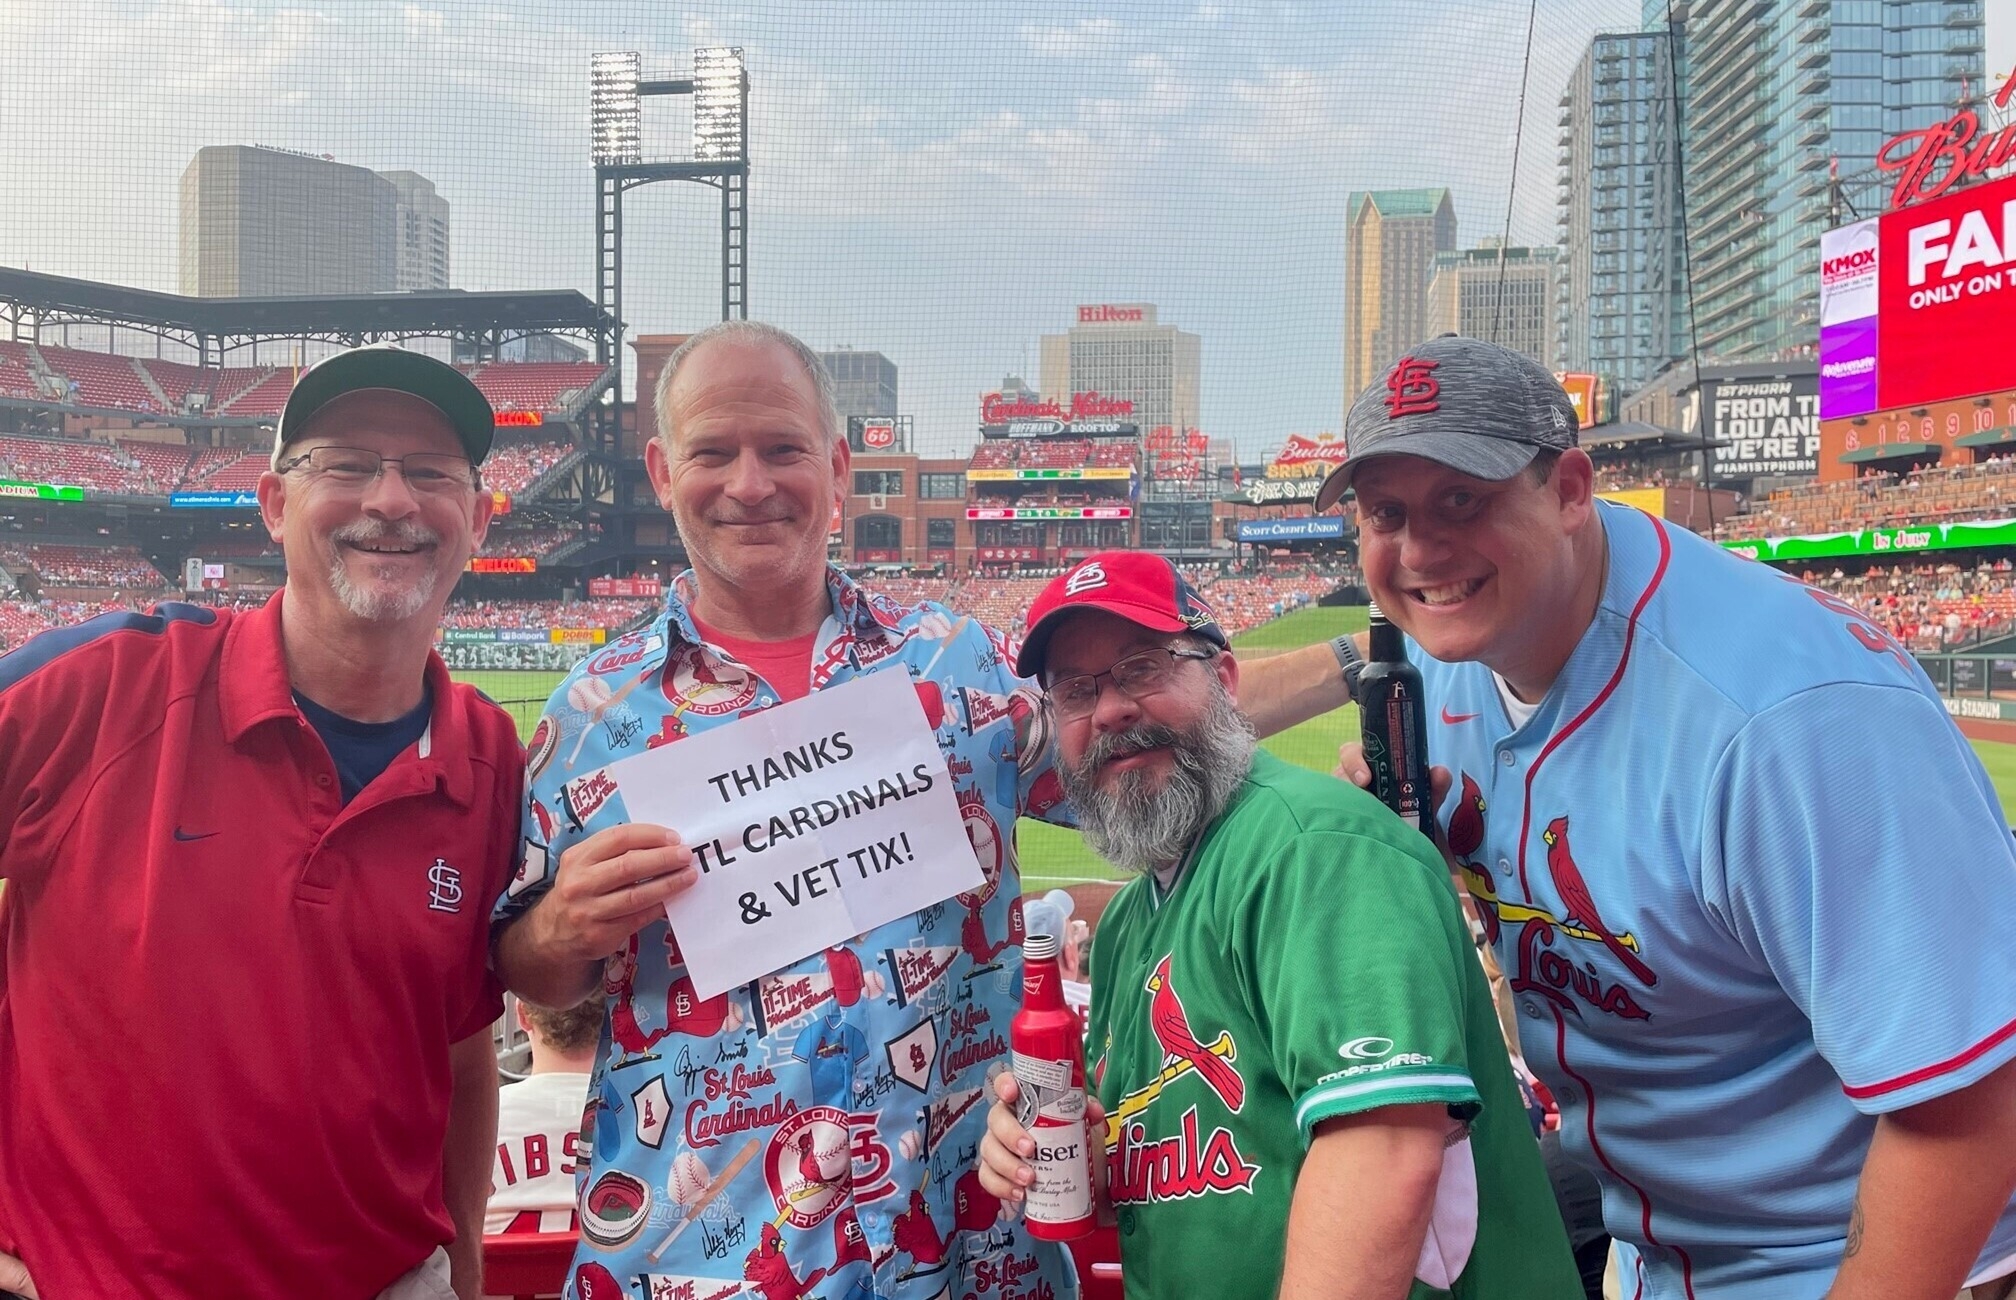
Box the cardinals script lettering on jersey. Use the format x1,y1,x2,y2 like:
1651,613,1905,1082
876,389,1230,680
1108,1107,1261,1205
1510,918,1650,1022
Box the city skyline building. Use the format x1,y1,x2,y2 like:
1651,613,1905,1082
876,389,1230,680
177,145,450,298
1341,188,1457,418
1426,242,1560,371
380,170,451,293
817,347,899,422
1556,30,1689,396
1038,303,1200,436
1672,0,1987,363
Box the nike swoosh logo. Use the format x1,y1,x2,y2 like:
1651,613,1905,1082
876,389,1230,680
1440,706,1481,724
172,827,218,842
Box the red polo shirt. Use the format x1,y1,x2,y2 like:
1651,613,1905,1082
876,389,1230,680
0,594,521,1299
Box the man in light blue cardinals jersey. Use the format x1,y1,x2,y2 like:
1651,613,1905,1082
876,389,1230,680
490,321,1358,1300
1323,334,2016,1300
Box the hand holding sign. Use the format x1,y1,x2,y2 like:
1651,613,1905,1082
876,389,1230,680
524,822,699,964
609,670,981,999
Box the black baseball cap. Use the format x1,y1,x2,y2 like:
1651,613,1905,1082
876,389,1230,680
272,344,495,468
1315,334,1579,512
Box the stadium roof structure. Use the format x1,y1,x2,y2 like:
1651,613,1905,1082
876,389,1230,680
0,266,613,351
1582,419,1715,452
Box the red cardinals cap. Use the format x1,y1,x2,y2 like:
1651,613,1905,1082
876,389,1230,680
1013,551,1229,680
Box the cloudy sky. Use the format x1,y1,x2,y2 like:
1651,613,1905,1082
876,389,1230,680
4,0,1961,457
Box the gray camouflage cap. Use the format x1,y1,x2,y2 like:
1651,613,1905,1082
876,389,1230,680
1315,334,1579,512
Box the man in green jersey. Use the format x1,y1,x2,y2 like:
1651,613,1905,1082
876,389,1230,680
977,550,1578,1299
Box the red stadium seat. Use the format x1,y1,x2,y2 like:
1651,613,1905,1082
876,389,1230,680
1069,1224,1126,1300
481,1231,575,1299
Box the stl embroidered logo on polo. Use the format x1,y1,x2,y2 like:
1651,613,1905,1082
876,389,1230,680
427,858,464,913
1064,562,1108,596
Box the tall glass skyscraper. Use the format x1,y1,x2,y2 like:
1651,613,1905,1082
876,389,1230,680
1557,30,1689,394
1664,0,1987,364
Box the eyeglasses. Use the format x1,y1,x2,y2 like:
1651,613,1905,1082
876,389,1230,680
278,446,479,494
1045,645,1216,721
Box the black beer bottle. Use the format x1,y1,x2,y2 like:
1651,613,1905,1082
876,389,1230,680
1358,601,1432,836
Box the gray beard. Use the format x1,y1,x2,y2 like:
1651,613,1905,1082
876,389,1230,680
328,519,439,622
1057,683,1257,875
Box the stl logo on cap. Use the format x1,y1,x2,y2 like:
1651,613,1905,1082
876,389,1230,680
1384,356,1441,418
1064,561,1109,597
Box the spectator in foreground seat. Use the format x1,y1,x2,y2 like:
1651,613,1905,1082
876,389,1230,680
487,997,599,1235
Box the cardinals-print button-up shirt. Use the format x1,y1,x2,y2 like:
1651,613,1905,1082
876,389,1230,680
499,567,1077,1300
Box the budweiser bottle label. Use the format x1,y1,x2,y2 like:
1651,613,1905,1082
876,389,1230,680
1011,1051,1094,1227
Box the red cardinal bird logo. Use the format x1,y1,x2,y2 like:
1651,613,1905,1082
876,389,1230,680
1448,773,1487,859
1448,773,1498,942
743,1221,826,1300
1542,816,1657,988
1144,955,1245,1111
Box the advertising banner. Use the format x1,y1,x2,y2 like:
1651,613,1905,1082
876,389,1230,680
975,546,1042,562
1703,375,1819,478
169,490,259,509
1817,172,2016,419
498,628,551,644
1237,516,1346,542
589,577,664,598
0,479,85,502
1555,373,1602,430
965,506,1131,520
1597,488,1666,514
468,556,537,573
442,628,499,644
1878,170,2016,412
1720,516,2016,563
1267,433,1348,477
1819,218,1881,419
1238,476,1322,506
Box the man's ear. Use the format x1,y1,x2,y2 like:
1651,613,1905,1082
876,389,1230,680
255,469,288,543
1216,647,1240,707
1554,449,1598,533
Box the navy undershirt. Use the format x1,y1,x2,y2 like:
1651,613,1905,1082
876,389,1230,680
294,685,433,804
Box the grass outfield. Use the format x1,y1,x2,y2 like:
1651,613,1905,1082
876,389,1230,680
453,603,2016,889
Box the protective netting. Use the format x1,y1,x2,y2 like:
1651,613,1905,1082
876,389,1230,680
0,0,1640,457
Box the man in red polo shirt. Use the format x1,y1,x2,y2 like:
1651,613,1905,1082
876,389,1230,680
0,346,520,1300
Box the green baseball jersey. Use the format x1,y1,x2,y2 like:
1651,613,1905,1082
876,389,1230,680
1086,751,1579,1299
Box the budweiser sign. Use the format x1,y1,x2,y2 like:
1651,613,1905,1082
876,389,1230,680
1077,304,1145,323
1877,69,2016,211
1267,433,1349,477
979,391,1137,424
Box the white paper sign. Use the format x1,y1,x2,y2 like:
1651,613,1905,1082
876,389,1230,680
607,668,982,999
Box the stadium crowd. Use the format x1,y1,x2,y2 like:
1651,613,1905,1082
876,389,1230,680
436,595,656,632
1796,559,2016,652
1728,457,2016,538
477,439,571,496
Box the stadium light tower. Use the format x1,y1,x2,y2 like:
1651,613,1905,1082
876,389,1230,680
589,46,749,431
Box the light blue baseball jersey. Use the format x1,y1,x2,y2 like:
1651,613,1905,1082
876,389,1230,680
1421,502,2016,1300
498,567,1074,1300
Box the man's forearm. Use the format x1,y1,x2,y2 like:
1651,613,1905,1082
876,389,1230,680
1240,640,1353,739
1279,1107,1445,1299
1825,1059,2016,1299
492,907,601,1009
444,1030,501,1300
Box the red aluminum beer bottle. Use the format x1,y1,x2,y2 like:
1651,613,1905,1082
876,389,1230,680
1010,931,1096,1240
